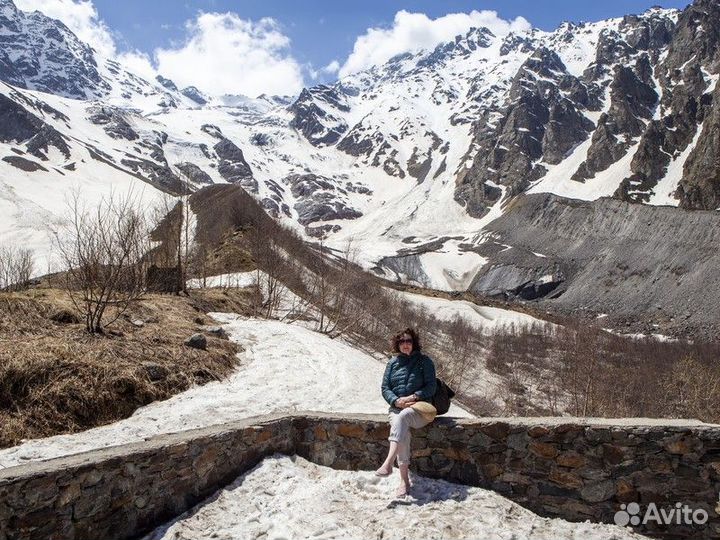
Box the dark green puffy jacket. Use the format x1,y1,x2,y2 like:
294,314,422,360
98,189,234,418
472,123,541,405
381,351,437,407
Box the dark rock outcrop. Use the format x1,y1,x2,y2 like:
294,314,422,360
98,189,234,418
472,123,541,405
2,154,47,171
213,138,256,192
614,1,718,204
25,124,70,160
678,77,720,209
181,86,207,105
574,62,658,183
120,132,187,195
282,173,362,229
88,106,138,141
0,93,70,159
175,162,213,185
155,75,178,92
289,86,349,147
456,48,593,217
0,93,44,142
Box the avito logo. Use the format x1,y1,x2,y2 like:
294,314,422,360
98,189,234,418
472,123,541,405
614,502,708,527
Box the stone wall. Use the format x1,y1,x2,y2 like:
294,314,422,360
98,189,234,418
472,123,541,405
296,414,720,539
2,413,719,540
0,414,294,540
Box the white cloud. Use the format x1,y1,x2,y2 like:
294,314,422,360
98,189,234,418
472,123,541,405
13,0,116,56
339,10,532,77
154,12,304,98
117,50,156,82
14,0,306,98
321,60,340,74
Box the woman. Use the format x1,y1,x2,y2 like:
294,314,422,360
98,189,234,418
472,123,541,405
375,328,437,497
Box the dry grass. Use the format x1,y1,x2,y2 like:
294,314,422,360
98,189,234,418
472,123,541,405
0,286,257,448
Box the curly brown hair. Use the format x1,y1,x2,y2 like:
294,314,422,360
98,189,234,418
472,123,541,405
391,327,422,354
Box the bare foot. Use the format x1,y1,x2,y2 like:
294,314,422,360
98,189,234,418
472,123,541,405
395,482,409,497
375,464,393,477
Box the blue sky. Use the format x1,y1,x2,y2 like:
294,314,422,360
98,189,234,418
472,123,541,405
93,0,689,70
14,0,689,97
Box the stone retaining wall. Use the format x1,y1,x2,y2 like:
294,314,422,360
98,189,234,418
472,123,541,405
296,414,720,539
1,413,719,539
0,414,293,540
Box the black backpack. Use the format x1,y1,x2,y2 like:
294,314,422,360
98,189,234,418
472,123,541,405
432,377,455,415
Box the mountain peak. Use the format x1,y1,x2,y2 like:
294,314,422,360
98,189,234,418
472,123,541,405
0,0,17,18
462,26,495,45
0,0,109,99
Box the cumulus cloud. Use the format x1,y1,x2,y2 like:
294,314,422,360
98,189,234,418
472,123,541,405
14,0,306,97
14,0,116,56
322,60,340,74
154,13,304,98
118,50,157,82
339,10,532,77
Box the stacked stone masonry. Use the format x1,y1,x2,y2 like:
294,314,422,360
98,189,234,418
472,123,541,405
1,413,719,539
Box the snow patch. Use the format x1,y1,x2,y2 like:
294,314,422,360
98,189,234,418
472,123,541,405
144,454,649,540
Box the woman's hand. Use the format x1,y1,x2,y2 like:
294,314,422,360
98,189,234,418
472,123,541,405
396,394,419,408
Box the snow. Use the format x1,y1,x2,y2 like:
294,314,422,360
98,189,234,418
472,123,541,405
648,73,718,206
144,454,649,540
417,240,487,291
0,84,169,273
529,137,642,202
0,315,471,469
399,291,552,333
603,328,680,343
647,127,702,206
186,271,256,289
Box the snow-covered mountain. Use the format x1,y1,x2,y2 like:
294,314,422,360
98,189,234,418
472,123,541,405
0,0,719,308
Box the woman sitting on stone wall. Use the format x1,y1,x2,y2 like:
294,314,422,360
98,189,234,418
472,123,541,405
375,327,437,497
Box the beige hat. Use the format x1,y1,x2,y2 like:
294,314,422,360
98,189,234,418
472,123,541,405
410,401,437,422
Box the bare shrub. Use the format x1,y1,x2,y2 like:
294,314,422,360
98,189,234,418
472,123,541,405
0,246,34,291
659,355,720,421
438,315,482,391
480,316,720,422
54,191,151,334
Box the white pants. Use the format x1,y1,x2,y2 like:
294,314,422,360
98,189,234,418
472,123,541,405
388,407,432,465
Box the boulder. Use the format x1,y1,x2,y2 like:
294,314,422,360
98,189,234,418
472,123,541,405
184,333,207,350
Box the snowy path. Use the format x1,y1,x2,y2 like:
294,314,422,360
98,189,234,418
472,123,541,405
0,314,470,469
144,455,647,540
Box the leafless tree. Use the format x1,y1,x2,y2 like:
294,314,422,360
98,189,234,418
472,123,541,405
244,211,291,318
54,190,150,334
303,238,373,337
150,189,197,294
440,315,481,392
0,246,34,291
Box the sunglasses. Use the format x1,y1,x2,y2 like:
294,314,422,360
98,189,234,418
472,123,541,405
398,338,413,344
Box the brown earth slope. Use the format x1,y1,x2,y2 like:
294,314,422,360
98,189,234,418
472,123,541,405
0,286,256,448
